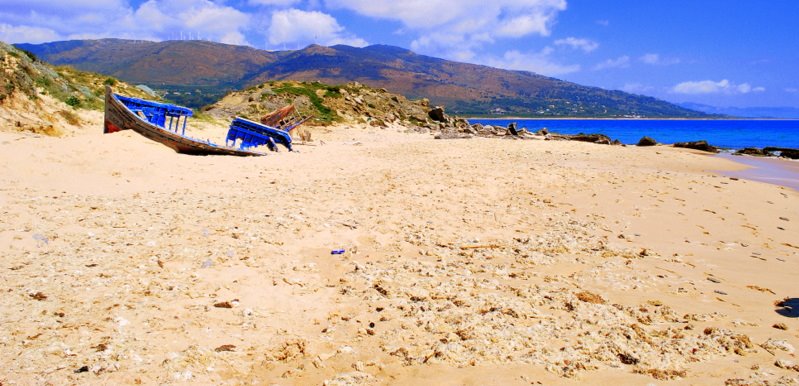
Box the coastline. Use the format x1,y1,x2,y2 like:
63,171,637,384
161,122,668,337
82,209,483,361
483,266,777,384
716,153,799,191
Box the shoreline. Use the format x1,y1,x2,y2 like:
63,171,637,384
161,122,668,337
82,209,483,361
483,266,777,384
716,153,799,191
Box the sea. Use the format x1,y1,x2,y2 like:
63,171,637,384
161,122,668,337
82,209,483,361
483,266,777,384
467,119,799,150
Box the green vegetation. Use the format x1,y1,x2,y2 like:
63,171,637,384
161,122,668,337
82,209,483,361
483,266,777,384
271,82,342,123
103,77,117,86
191,109,221,124
19,48,38,62
65,95,81,108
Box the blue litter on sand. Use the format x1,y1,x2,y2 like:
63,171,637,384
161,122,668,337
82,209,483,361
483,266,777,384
331,249,346,255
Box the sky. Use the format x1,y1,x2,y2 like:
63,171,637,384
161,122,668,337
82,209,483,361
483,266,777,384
1,0,798,108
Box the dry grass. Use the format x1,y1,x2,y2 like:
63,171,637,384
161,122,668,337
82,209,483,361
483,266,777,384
296,127,312,143
57,110,81,126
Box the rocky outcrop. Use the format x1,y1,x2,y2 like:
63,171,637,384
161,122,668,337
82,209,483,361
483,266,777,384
637,136,658,146
764,147,799,159
673,140,719,153
779,149,799,159
549,133,613,145
734,148,767,156
428,106,449,123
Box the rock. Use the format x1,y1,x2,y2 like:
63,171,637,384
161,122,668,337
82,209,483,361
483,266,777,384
508,122,519,136
775,358,796,369
537,127,549,135
763,338,795,353
454,117,470,128
435,131,472,140
779,148,799,159
673,140,719,153
369,118,387,127
763,147,799,159
550,133,613,145
734,147,766,156
428,106,449,123
773,323,788,330
637,136,658,146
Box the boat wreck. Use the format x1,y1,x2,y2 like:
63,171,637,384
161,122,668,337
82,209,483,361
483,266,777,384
103,86,306,156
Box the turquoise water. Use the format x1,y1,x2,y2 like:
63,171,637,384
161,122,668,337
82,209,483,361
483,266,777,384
467,119,799,150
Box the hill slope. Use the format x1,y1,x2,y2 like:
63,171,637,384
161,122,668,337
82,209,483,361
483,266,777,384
18,39,705,118
1,41,153,135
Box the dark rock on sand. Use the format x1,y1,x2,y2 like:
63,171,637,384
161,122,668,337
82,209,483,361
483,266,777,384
550,133,612,145
673,140,719,153
763,148,799,159
508,122,519,136
781,149,799,159
734,147,767,156
537,127,549,135
637,136,658,146
428,106,449,123
763,147,799,159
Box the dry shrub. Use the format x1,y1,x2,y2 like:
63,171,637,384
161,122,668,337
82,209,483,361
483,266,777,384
17,123,63,137
296,127,312,142
57,109,80,126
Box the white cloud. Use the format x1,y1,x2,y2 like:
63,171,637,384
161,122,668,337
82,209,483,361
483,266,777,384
596,19,609,27
249,0,302,6
671,79,766,95
593,56,630,70
639,53,680,65
268,9,366,47
786,88,799,93
0,0,252,45
0,23,60,44
483,47,580,76
554,37,598,52
325,0,567,58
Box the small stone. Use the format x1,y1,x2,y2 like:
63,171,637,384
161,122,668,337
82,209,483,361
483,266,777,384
707,277,721,283
214,301,234,309
215,344,236,352
30,292,47,301
775,358,796,369
773,323,788,330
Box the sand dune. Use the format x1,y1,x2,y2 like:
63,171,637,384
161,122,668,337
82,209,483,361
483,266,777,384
0,123,797,385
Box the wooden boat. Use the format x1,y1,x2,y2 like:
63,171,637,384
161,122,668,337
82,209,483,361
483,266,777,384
104,86,268,156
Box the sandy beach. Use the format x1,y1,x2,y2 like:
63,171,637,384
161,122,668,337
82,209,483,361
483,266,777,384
1,122,797,385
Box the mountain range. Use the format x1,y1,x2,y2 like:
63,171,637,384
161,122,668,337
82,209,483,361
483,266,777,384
679,103,799,119
17,39,706,118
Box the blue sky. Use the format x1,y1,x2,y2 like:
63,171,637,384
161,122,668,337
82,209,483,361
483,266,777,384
1,0,798,108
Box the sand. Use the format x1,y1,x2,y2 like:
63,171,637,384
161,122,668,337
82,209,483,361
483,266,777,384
0,120,797,385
